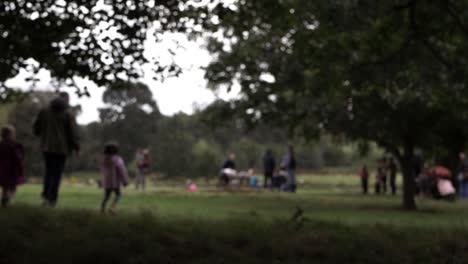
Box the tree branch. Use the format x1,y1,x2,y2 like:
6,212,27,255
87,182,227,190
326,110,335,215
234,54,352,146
445,1,468,37
377,140,402,160
391,1,412,13
420,39,452,69
409,0,452,69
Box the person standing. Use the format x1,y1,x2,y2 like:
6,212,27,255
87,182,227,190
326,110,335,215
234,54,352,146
375,159,386,194
388,157,398,195
135,149,151,190
280,145,297,192
359,165,369,194
458,152,468,198
381,157,388,193
33,92,80,207
0,126,25,207
263,149,276,188
134,148,143,189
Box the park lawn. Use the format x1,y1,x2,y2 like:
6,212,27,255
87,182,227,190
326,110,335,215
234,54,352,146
10,173,468,227
2,174,468,264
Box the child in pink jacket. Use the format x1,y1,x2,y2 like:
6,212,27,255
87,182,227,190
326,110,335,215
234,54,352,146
0,126,25,207
100,143,129,214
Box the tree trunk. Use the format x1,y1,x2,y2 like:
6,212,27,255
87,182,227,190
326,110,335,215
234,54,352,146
399,145,417,210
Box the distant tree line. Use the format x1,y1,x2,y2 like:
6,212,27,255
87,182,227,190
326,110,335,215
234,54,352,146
2,83,376,179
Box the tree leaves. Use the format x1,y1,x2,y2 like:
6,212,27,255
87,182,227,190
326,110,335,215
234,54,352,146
0,0,210,98
201,0,468,157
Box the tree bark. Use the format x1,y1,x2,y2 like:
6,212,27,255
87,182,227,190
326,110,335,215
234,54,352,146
377,140,417,209
399,144,417,210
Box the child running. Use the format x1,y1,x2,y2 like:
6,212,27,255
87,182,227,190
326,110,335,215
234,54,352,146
0,125,25,207
100,143,129,214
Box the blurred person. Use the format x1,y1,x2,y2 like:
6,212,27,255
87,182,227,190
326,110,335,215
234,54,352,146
186,179,198,192
359,165,369,194
280,145,296,192
458,152,468,198
222,153,236,170
381,157,389,193
272,169,287,190
219,153,236,187
263,149,276,188
388,157,398,195
427,166,455,201
33,92,80,207
417,163,433,196
100,143,129,214
375,159,386,194
0,126,25,207
437,178,456,201
135,148,151,190
248,168,259,188
134,148,143,186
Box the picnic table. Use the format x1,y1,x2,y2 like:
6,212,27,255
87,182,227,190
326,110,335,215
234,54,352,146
219,168,251,187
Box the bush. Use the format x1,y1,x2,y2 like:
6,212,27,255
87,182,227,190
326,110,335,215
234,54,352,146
192,139,223,177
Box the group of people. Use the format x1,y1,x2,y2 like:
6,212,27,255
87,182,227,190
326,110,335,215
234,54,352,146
417,165,456,201
219,145,297,192
359,157,398,195
412,154,465,201
360,153,462,201
0,92,133,213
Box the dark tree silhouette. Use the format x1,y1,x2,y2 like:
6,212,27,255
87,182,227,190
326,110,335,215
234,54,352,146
0,0,208,99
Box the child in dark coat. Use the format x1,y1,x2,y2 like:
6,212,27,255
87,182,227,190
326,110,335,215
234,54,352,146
0,126,25,207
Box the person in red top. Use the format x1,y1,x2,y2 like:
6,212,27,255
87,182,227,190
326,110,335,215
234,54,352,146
0,126,25,207
360,165,369,194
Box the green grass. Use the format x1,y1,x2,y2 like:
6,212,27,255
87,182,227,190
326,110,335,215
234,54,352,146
3,173,468,263
15,173,465,227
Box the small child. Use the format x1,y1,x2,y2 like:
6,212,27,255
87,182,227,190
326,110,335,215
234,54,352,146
100,143,129,214
248,169,258,188
186,179,198,192
249,176,258,188
375,163,385,194
271,169,287,191
0,126,25,207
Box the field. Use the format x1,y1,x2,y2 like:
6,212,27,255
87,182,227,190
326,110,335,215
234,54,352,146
3,173,468,263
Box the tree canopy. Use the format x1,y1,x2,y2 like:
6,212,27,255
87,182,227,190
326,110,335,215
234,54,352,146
0,0,208,99
200,0,468,209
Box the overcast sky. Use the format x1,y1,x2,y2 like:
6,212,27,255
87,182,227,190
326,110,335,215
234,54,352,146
5,31,239,125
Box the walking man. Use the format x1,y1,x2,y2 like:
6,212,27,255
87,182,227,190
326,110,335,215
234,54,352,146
33,92,80,207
